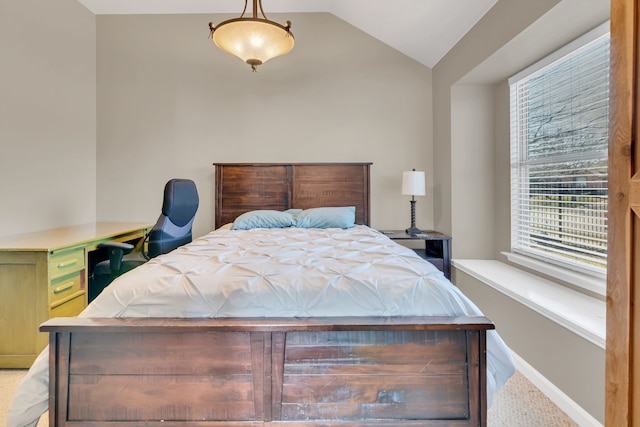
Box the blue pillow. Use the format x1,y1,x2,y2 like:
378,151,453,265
231,210,295,230
294,206,356,229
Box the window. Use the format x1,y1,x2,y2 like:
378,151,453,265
509,23,609,278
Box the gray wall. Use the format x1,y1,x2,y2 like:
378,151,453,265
95,13,433,238
451,85,496,258
0,0,96,237
432,0,563,240
435,0,610,423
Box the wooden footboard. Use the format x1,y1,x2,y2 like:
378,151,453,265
41,316,493,426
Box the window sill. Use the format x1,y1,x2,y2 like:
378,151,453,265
452,259,606,349
502,251,606,297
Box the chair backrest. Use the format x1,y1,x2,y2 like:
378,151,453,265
146,178,199,258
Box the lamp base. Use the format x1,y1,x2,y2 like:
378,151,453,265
406,199,421,235
406,226,422,236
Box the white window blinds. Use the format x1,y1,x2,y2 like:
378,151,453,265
509,24,609,276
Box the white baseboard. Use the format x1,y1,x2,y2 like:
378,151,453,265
511,350,603,427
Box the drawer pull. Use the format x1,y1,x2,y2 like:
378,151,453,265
57,259,78,269
53,282,74,294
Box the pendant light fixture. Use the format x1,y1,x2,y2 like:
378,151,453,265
208,0,294,72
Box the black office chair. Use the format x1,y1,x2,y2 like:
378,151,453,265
89,178,199,301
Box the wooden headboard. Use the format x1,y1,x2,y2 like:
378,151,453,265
213,163,372,229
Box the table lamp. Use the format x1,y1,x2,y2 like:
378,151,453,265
402,169,426,235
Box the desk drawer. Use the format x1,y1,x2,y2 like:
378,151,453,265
50,273,83,308
50,248,85,280
50,293,85,318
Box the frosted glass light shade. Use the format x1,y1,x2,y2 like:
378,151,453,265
402,170,426,196
212,18,294,71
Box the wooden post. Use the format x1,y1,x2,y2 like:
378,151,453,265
607,0,638,424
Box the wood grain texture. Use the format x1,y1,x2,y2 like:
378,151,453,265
633,1,640,420
291,164,370,225
213,163,372,228
0,252,51,368
607,1,635,425
43,317,493,426
280,330,469,421
215,164,291,227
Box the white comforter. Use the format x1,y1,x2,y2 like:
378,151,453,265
8,225,515,427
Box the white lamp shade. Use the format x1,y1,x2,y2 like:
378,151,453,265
402,170,426,196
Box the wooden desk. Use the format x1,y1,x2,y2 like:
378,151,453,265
0,222,151,368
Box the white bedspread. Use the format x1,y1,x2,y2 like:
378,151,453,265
8,225,515,427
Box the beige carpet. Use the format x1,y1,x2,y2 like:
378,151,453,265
1,369,577,427
488,370,578,427
0,370,47,427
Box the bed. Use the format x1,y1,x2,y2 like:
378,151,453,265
8,163,514,427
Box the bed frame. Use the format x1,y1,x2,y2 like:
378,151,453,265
41,162,494,426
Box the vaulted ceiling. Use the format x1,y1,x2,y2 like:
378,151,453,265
75,0,498,68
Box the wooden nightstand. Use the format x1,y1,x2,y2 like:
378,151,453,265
380,230,452,279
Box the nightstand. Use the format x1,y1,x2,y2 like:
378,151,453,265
380,230,452,279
